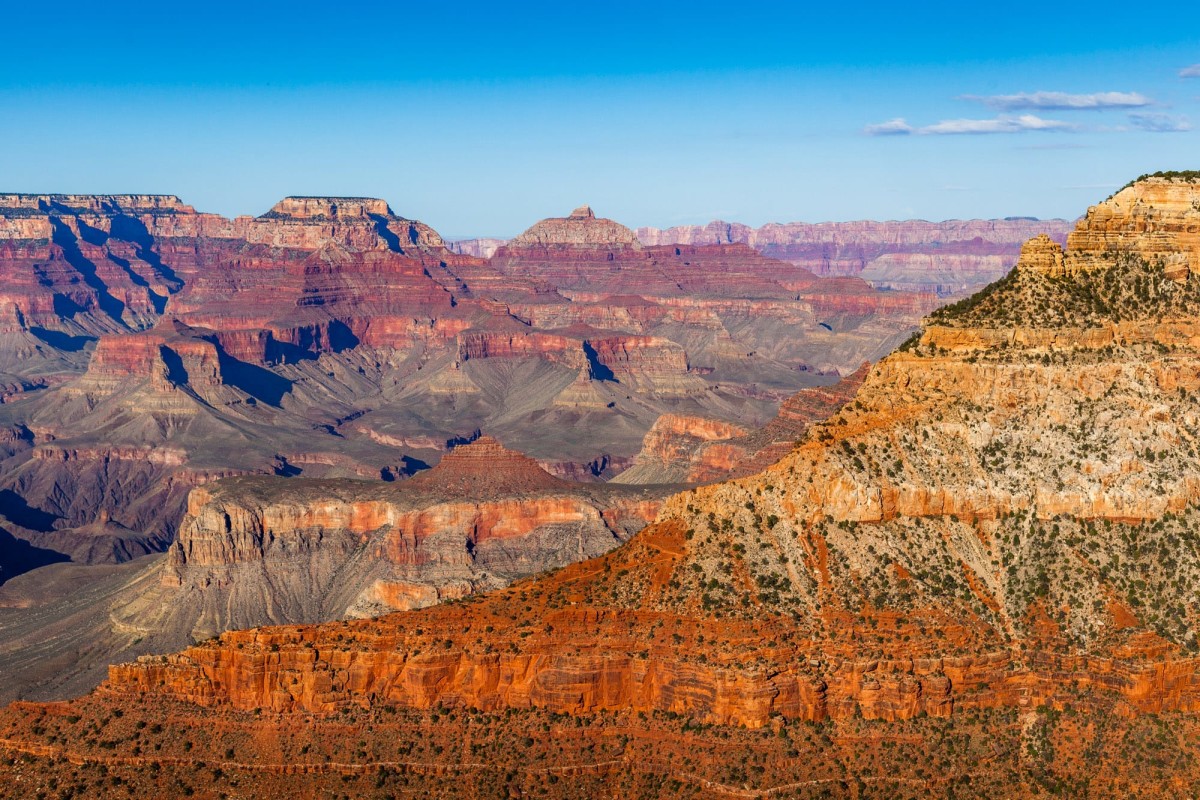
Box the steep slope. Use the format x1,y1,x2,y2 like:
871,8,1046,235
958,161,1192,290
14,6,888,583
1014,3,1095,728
613,363,871,484
156,436,666,637
3,175,1199,797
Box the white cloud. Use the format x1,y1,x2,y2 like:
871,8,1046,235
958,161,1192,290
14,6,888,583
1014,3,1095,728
961,91,1152,111
1181,64,1200,78
1128,112,1192,132
864,114,1076,136
862,118,913,136
919,114,1074,135
955,91,1152,110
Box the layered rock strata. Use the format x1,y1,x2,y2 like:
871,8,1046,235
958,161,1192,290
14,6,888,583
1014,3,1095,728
0,195,931,577
155,437,667,641
639,216,1074,296
9,176,1198,797
614,363,871,484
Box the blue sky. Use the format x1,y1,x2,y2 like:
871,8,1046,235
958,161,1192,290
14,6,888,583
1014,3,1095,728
2,1,1198,236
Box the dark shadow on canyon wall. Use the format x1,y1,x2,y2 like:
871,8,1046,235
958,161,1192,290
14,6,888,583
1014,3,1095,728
217,351,294,407
48,218,127,325
0,527,70,585
582,341,617,382
0,490,60,532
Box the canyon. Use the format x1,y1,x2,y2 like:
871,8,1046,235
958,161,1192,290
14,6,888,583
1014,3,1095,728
1,174,1197,798
0,192,975,702
0,196,1062,589
1,193,933,585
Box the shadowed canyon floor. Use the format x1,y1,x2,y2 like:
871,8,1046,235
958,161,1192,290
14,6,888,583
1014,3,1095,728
2,175,1199,797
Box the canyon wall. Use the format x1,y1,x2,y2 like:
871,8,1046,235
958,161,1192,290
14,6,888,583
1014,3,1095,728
638,217,1074,296
37,176,1200,798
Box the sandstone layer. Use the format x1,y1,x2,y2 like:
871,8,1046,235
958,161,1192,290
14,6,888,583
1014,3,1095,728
156,436,667,643
4,176,1200,797
0,195,932,594
614,363,871,484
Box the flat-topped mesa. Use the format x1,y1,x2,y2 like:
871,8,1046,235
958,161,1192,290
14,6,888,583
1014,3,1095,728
260,196,394,221
248,196,450,252
409,435,567,495
0,193,195,216
70,323,227,400
508,204,642,248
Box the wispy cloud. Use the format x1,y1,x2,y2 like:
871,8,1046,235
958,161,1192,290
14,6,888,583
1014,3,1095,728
960,91,1152,111
1128,112,1192,132
1016,143,1092,150
921,115,1076,135
865,114,1075,136
1181,64,1200,78
862,118,912,136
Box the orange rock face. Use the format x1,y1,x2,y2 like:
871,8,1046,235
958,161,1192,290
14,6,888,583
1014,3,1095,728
155,437,669,638
90,523,1200,727
616,364,870,484
0,177,1193,797
1065,177,1200,279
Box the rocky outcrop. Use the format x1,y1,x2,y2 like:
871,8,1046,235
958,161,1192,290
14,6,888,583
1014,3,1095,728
152,437,668,640
1013,232,1066,275
456,330,583,365
611,414,749,484
406,435,565,494
262,196,392,220
1062,176,1200,279
615,364,870,484
508,204,642,248
9,177,1199,798
584,335,702,395
69,323,231,404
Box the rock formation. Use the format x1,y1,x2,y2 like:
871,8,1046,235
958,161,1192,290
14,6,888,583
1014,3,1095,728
507,203,643,248
639,216,1075,296
0,435,668,704
154,436,667,638
3,175,1197,797
614,363,871,484
0,195,929,583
